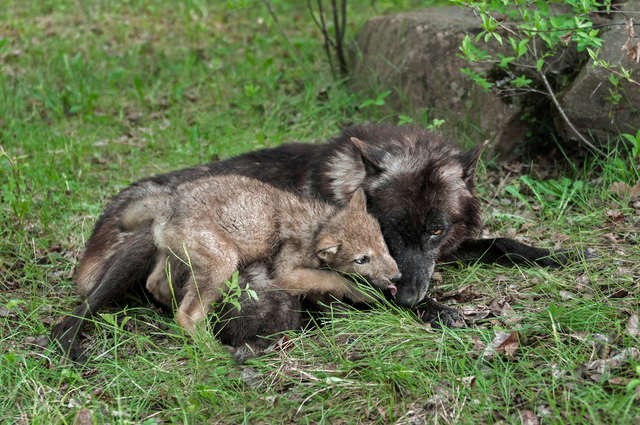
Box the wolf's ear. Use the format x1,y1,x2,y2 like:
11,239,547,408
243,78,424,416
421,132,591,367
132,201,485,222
347,188,367,212
458,140,488,185
349,137,385,175
316,235,340,262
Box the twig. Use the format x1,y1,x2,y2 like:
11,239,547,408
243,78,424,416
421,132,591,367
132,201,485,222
538,69,606,156
308,0,336,78
262,0,303,68
331,0,348,76
308,0,349,79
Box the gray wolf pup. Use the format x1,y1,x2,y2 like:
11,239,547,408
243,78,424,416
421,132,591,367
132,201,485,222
120,176,399,332
52,124,576,359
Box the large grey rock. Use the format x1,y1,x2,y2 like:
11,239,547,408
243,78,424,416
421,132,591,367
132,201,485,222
351,7,524,149
558,1,640,143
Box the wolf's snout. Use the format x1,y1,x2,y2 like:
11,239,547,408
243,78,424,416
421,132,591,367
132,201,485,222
390,272,402,282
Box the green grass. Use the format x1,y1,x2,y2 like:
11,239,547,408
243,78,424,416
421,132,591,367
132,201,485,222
1,1,639,424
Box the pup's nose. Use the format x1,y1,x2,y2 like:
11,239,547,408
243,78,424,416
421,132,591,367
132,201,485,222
390,272,402,283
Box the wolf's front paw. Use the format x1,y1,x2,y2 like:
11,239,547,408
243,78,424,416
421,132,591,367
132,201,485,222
541,247,599,267
414,298,465,328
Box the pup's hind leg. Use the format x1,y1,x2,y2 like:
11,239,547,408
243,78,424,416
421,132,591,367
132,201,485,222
176,265,237,332
165,228,240,333
146,251,173,306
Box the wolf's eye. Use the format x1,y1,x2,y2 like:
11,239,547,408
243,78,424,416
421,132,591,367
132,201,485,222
354,255,370,264
429,226,445,237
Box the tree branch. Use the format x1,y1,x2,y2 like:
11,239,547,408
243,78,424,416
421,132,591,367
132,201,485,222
538,69,606,156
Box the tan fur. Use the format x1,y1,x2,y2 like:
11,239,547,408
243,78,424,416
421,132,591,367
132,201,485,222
140,175,399,333
74,256,105,296
73,224,123,296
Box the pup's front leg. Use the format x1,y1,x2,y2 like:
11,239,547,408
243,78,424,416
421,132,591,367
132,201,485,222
278,268,368,303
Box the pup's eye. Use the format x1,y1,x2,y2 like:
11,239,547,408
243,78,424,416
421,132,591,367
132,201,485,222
354,255,370,264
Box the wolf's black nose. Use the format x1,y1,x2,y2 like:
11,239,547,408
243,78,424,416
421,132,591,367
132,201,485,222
390,272,402,283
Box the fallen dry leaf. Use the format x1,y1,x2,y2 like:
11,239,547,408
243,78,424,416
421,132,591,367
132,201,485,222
609,181,630,197
494,274,510,283
519,409,539,425
240,366,267,389
437,285,479,303
585,347,640,375
483,331,520,359
621,17,640,63
608,288,629,299
574,273,593,293
607,376,631,386
519,222,535,232
627,314,639,338
616,267,634,277
536,404,552,418
461,306,492,322
609,181,640,199
605,209,625,223
552,232,571,244
73,408,93,425
471,335,485,352
125,110,143,123
559,290,576,301
458,375,476,388
489,299,521,325
430,271,443,284
625,16,636,39
23,335,49,349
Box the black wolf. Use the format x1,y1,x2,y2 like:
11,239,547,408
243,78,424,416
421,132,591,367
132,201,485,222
52,124,575,359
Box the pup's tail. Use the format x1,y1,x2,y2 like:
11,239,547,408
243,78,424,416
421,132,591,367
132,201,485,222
119,194,172,231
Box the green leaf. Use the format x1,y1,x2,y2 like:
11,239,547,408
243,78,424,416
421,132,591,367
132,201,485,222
511,75,533,88
246,288,259,301
101,312,117,326
622,131,640,157
497,54,515,69
587,47,599,61
5,299,25,310
426,118,445,130
517,39,529,57
621,133,638,144
509,37,529,57
228,298,241,312
359,90,391,109
461,68,493,91
460,34,490,61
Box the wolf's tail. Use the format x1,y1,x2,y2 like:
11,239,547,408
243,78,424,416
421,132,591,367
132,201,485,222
51,227,157,362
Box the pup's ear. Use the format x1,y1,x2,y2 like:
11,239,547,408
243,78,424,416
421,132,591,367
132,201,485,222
346,188,367,212
458,140,488,186
316,235,340,262
349,137,385,175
